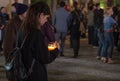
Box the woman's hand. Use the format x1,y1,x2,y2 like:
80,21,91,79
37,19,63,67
48,42,60,51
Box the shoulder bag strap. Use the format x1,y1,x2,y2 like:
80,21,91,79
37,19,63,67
20,34,28,48
20,34,35,75
28,59,35,75
19,33,36,75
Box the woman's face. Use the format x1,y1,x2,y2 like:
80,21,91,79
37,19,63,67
11,6,16,12
107,8,113,16
109,8,113,16
39,13,50,26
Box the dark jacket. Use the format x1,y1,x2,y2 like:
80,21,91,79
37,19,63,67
3,16,22,59
0,13,4,27
68,10,82,39
94,8,104,27
117,10,120,26
21,28,58,81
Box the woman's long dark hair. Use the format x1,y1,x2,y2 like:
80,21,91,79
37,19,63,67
22,1,50,35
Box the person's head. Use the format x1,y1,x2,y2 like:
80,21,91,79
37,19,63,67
73,1,80,10
23,1,50,33
88,5,93,11
117,4,120,11
0,7,7,13
11,5,16,13
89,0,93,3
96,3,100,9
65,5,70,11
14,0,18,3
73,1,78,10
104,7,113,16
16,3,28,19
59,1,65,7
112,6,117,13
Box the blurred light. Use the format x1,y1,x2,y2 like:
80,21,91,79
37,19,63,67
69,0,73,6
100,0,104,9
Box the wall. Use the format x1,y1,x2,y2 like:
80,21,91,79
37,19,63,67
0,0,9,7
0,0,23,7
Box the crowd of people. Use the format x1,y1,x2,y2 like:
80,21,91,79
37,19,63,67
0,0,120,81
87,3,120,64
52,1,120,62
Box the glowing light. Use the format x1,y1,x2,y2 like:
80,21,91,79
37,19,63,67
100,0,104,9
69,0,73,6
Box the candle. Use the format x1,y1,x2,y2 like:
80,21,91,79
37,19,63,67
48,43,57,51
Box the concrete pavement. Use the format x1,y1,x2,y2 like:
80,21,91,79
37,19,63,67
48,38,120,81
0,54,7,81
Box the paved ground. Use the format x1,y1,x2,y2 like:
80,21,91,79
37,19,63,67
0,52,6,81
0,37,120,81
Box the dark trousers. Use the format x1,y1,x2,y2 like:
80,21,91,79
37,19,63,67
93,27,99,46
113,32,119,47
69,35,73,48
88,26,94,45
0,40,3,49
72,39,80,56
0,30,4,51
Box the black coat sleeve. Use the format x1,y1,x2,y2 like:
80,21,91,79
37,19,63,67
32,31,58,64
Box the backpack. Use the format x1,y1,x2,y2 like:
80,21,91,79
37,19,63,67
4,35,35,81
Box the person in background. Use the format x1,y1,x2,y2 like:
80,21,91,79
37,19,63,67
68,1,83,58
0,7,9,51
52,1,69,56
3,3,28,81
0,7,9,21
11,5,17,18
87,5,94,45
12,0,19,9
103,7,116,63
116,5,120,51
112,6,119,49
11,0,20,18
81,4,87,38
93,3,103,48
0,12,4,27
65,4,70,12
19,1,58,81
94,4,104,60
0,12,4,51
